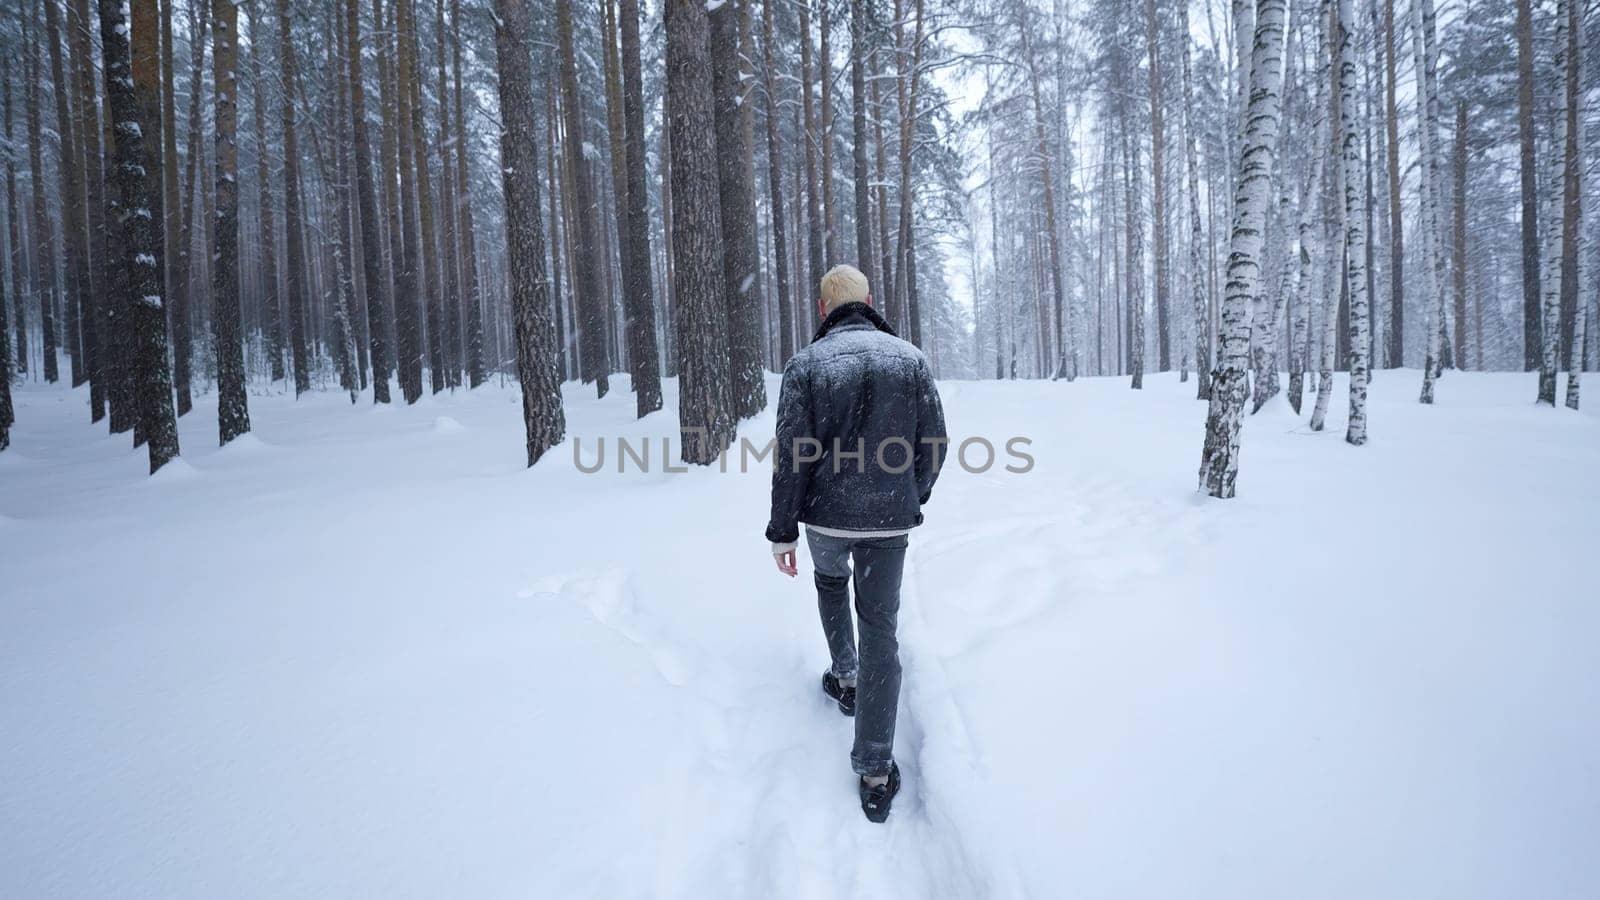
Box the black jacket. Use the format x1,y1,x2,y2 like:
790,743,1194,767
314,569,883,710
765,302,947,544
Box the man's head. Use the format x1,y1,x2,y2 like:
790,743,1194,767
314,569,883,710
819,264,872,317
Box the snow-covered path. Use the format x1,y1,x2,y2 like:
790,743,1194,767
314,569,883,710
2,371,1596,899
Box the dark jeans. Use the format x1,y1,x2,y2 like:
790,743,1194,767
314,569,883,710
806,528,908,778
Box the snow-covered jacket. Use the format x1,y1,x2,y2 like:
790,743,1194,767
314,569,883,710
765,302,947,545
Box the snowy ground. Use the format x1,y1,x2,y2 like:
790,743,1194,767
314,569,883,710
2,368,1597,899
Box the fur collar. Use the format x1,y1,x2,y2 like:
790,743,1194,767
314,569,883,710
813,302,897,342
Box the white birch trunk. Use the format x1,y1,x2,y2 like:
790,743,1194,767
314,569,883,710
1181,0,1211,400
1415,0,1445,404
1539,0,1570,405
1200,0,1287,498
1564,0,1584,409
1338,0,1372,443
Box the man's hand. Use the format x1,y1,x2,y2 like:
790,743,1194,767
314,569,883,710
774,549,798,577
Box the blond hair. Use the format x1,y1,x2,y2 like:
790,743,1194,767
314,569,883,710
819,264,870,312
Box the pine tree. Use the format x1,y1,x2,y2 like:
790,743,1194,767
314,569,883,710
490,0,564,465
23,0,58,385
667,0,735,464
174,0,209,417
1199,0,1287,498
276,0,311,396
5,33,27,380
711,0,767,419
1515,0,1540,372
850,0,873,289
762,0,795,367
619,0,663,414
556,0,610,398
102,0,180,471
248,0,284,385
451,0,484,389
213,0,251,443
346,0,393,402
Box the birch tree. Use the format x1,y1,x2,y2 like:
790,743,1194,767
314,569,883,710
1537,0,1571,406
1199,0,1287,498
1337,0,1371,444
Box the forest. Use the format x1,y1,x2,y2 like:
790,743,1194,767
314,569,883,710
1,0,1597,895
0,0,1594,486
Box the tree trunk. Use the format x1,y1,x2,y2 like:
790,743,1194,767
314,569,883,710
1560,0,1582,409
5,55,27,381
246,0,283,385
173,0,208,418
556,0,610,398
103,0,181,470
1180,0,1209,399
762,0,794,367
666,0,735,464
1198,0,1286,499
1515,0,1541,372
850,0,873,287
44,0,86,392
619,0,663,412
391,0,424,402
348,0,392,402
276,0,311,396
1338,0,1372,444
24,0,58,386
892,0,926,346
711,0,767,419
1452,101,1468,371
1414,0,1445,404
431,0,459,389
490,0,565,465
1383,0,1404,368
1017,0,1071,381
799,0,825,316
451,0,483,388
1146,0,1169,374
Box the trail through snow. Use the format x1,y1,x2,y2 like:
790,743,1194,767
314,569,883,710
2,369,1597,899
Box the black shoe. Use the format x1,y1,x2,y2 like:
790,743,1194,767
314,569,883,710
859,763,901,823
822,671,856,717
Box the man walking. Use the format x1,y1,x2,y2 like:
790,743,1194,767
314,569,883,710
767,264,946,822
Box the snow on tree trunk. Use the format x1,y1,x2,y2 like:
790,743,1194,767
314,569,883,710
101,0,180,471
1538,0,1571,406
619,0,664,417
1338,0,1372,444
710,0,767,421
667,0,736,464
1289,48,1328,417
491,0,565,465
1199,0,1286,498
